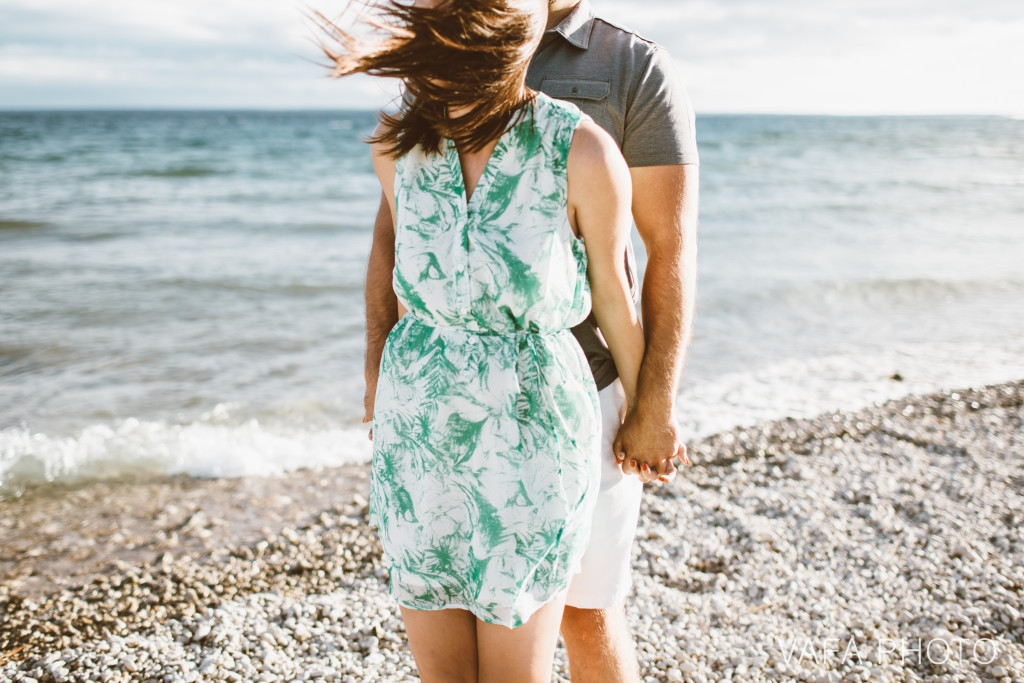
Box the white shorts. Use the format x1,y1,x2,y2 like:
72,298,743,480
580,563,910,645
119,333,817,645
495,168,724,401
565,379,644,609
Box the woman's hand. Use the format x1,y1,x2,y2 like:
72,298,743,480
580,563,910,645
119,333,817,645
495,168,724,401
614,407,690,484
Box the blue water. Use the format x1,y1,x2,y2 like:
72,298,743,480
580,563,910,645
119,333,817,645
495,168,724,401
2,111,1023,494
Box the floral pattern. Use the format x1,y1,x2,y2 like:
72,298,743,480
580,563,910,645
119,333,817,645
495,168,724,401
371,93,601,628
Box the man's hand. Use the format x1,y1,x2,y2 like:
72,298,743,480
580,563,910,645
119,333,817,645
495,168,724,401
363,375,377,424
613,405,690,484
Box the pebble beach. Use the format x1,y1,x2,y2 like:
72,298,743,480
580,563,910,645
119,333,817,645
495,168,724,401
2,380,1023,682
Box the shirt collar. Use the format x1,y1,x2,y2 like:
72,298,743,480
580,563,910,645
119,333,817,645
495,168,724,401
549,0,595,50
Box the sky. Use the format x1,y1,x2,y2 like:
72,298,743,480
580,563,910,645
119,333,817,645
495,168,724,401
1,0,1022,114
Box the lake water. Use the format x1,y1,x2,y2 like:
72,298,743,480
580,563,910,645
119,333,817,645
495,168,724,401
2,111,1022,495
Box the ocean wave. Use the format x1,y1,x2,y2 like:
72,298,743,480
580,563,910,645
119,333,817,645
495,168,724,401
0,342,56,378
154,277,364,296
827,276,1024,298
702,276,1024,312
675,340,1024,439
970,175,1024,187
0,413,372,498
133,166,222,178
55,230,127,243
0,219,49,231
4,339,1022,499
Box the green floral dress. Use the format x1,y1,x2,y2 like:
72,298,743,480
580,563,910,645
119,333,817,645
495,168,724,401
370,93,601,628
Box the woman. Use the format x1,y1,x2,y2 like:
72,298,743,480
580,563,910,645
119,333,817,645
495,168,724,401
318,0,644,679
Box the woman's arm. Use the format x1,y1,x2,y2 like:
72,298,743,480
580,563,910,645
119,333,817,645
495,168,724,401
370,129,407,322
365,129,405,437
567,120,644,413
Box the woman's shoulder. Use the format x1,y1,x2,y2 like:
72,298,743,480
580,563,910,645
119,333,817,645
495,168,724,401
567,117,620,167
369,120,395,161
371,117,433,175
566,117,629,204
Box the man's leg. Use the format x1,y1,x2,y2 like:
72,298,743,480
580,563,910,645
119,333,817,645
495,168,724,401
561,604,639,683
561,379,643,682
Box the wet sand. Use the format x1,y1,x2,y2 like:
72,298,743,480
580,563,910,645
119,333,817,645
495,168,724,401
0,464,371,600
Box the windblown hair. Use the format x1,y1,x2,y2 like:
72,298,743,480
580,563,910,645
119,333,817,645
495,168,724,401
315,0,540,157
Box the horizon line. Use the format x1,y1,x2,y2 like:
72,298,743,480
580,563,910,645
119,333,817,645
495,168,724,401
0,106,1018,119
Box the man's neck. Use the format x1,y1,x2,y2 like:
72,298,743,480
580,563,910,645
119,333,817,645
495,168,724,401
546,0,581,30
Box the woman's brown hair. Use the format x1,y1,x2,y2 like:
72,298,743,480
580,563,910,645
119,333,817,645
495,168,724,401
314,0,541,158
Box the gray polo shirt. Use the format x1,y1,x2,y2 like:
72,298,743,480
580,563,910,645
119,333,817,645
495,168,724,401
526,0,699,391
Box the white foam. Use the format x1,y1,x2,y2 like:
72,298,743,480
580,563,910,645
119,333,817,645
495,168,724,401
676,340,1024,439
3,340,1021,495
0,410,373,492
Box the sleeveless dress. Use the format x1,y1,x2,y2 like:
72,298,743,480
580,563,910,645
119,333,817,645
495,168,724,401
370,92,601,628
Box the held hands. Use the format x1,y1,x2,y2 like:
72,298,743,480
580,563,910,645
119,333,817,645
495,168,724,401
612,405,691,485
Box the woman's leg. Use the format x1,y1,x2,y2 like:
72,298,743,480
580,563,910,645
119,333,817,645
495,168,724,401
400,606,479,683
476,595,568,683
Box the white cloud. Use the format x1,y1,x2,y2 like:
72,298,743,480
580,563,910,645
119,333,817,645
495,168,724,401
1,0,302,44
0,0,399,108
0,0,1021,113
593,0,1024,114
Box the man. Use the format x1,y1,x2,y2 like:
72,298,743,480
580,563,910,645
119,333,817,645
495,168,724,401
362,1,699,679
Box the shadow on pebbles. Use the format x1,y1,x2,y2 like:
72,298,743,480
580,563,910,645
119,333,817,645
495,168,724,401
2,381,1023,682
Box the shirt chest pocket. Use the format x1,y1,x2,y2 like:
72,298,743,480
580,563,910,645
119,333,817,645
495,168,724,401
540,79,612,127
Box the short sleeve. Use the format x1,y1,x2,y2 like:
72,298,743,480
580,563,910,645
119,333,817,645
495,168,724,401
622,46,699,167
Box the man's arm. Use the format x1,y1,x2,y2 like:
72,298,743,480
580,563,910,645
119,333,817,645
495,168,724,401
363,192,399,427
613,163,699,482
